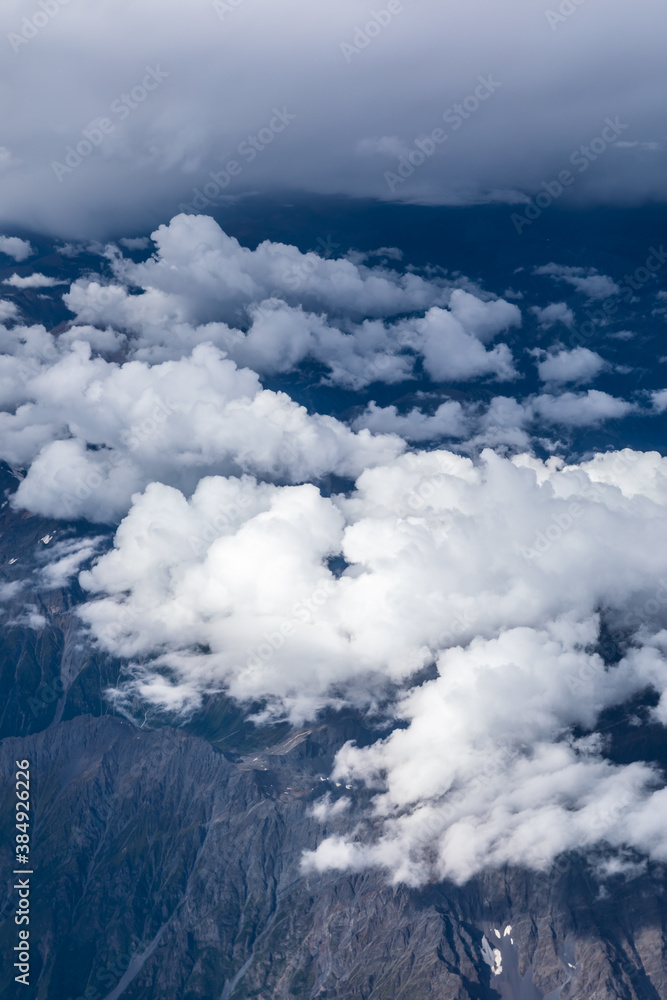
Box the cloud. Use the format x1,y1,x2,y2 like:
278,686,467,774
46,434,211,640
3,273,66,289
99,214,453,325
72,447,667,883
78,446,667,716
0,0,665,235
118,236,151,250
0,215,645,536
406,304,519,383
0,300,19,323
533,264,620,300
530,389,633,426
535,347,607,385
530,302,574,329
576,448,667,502
346,246,404,264
60,214,520,388
476,395,533,449
0,215,514,523
0,235,33,262
305,625,666,885
447,288,522,343
39,536,106,588
1,341,403,523
1,205,664,888
353,386,636,447
353,400,468,441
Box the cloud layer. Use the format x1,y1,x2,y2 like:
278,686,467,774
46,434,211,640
0,214,534,524
73,447,667,883
1,340,404,522
1,212,666,888
0,215,652,521
0,0,665,235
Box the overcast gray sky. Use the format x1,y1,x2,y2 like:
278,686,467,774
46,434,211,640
1,0,665,236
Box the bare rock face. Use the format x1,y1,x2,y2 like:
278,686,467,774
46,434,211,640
1,470,666,1000
1,712,666,1000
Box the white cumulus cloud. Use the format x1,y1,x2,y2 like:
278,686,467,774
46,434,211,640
0,235,33,262
535,347,607,385
72,447,667,883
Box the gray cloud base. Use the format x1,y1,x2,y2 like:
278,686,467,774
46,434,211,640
0,0,665,236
